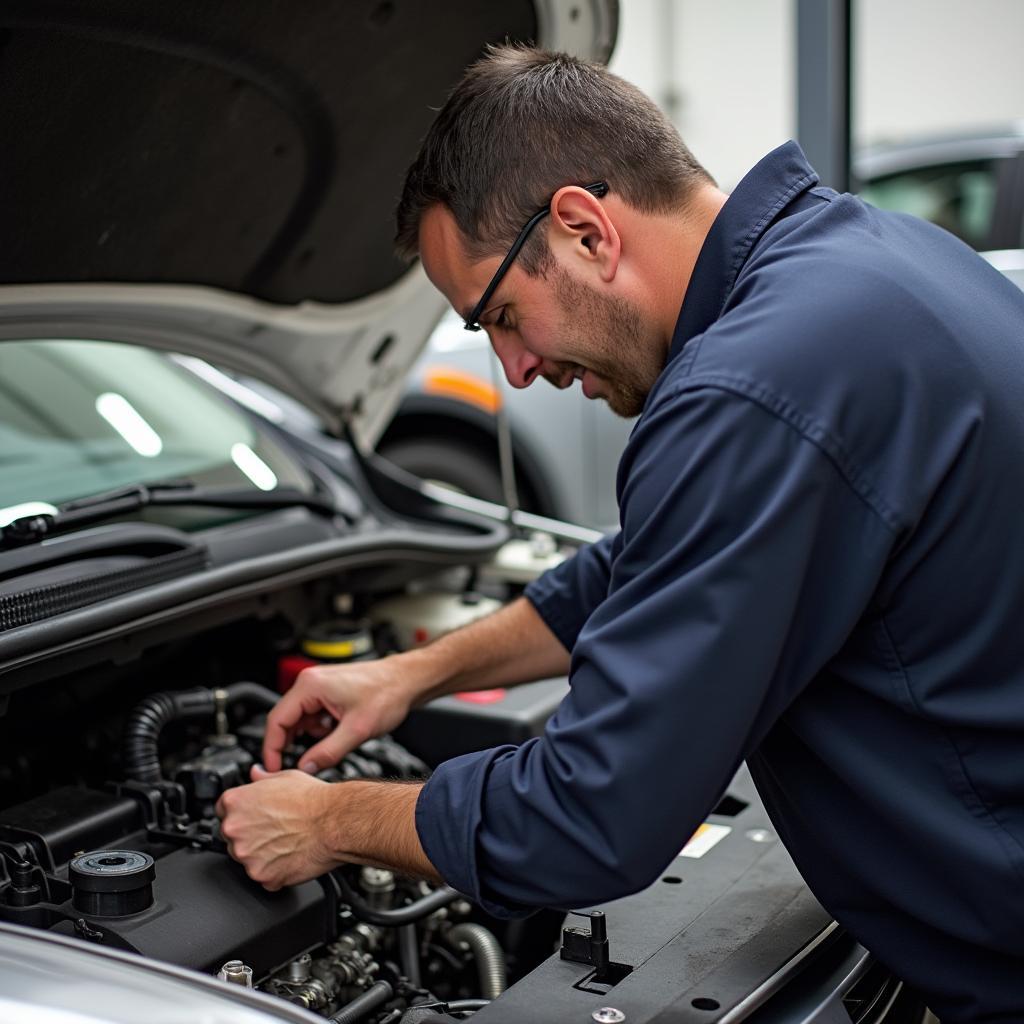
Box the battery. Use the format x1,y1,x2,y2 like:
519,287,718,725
393,676,569,767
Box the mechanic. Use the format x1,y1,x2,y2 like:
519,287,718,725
217,46,1024,1020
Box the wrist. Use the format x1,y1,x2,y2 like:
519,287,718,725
314,780,436,879
311,779,348,869
393,645,453,708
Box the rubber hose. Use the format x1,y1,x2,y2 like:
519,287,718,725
328,980,394,1024
122,688,214,784
398,922,421,986
336,871,460,926
448,923,506,1000
223,681,280,710
397,1001,491,1023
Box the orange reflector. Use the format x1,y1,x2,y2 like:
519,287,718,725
423,366,502,414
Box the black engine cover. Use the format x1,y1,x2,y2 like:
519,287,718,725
0,787,331,977
51,845,329,976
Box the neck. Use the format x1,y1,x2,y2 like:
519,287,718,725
647,185,730,349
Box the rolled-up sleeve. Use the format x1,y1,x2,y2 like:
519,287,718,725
416,383,897,915
523,532,619,651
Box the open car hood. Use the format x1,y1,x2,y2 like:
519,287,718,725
0,1,616,442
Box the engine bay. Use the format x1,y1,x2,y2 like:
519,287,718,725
0,538,914,1024
0,570,570,1024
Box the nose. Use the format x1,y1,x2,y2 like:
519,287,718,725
489,331,543,389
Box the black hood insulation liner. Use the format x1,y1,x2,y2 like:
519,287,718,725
0,0,537,305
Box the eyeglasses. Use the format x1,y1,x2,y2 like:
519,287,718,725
463,181,609,331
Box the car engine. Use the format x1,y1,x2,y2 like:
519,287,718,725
0,582,564,1024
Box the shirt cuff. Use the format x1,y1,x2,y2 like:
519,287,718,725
523,575,578,653
415,746,535,919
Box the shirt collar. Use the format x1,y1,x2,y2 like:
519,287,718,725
668,141,820,361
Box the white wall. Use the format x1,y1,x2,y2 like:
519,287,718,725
608,0,1024,188
856,0,1024,144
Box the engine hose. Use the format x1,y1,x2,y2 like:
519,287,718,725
122,683,282,785
328,980,394,1024
335,870,460,926
122,688,216,784
447,923,506,1000
223,681,280,710
398,922,421,986
397,998,491,1022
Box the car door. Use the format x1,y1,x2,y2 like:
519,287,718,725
859,150,1024,251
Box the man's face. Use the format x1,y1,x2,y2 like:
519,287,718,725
419,205,665,419
545,263,663,417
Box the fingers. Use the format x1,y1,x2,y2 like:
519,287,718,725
215,770,330,891
262,676,333,771
295,712,333,739
261,666,388,774
299,717,372,774
262,692,300,772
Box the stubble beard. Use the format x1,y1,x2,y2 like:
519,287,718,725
545,265,665,418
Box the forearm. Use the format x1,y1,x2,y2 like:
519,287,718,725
397,596,570,706
319,780,440,881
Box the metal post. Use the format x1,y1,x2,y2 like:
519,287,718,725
796,0,852,192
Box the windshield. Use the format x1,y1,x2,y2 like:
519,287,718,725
0,339,313,527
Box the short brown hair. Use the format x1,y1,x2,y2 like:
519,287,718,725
395,44,713,274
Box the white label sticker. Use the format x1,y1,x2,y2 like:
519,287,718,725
679,823,731,859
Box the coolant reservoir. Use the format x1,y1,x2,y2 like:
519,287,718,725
481,531,566,585
369,592,502,650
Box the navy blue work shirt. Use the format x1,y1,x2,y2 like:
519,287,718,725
416,141,1024,1020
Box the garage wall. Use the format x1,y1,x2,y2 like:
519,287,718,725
609,0,1024,188
856,0,1024,143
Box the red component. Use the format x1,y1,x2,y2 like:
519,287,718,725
455,689,508,705
413,627,430,645
277,654,318,693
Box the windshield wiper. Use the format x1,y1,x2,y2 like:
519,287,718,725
0,479,341,549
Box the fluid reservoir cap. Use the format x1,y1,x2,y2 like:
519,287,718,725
483,535,566,585
69,851,155,917
301,619,375,662
70,851,155,891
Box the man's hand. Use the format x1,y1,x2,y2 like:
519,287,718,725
263,659,419,773
216,765,336,890
217,766,437,888
262,599,568,774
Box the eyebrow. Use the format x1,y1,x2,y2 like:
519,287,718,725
460,299,503,325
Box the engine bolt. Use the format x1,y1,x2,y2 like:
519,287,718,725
360,867,395,892
218,960,254,988
593,1009,626,1023
287,953,313,982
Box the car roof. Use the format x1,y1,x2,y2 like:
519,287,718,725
856,121,1024,180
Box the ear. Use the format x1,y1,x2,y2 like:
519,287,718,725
548,185,621,283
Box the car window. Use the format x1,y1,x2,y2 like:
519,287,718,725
860,160,999,249
0,339,312,526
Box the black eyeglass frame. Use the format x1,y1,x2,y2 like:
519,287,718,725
462,181,609,331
